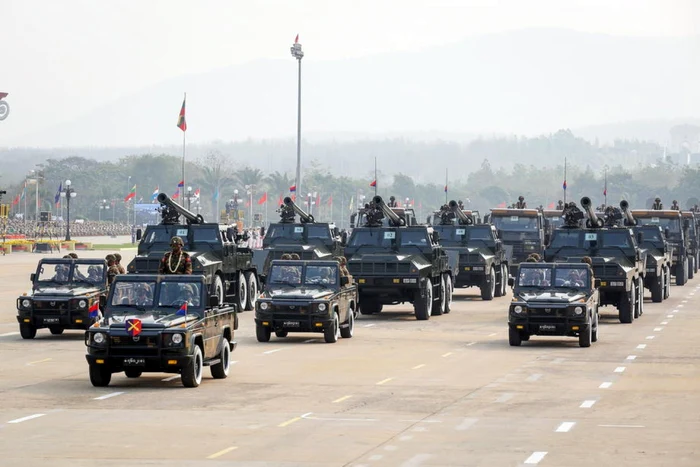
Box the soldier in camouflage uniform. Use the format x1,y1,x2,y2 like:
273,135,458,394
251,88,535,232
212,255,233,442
105,254,120,285
114,253,126,274
159,236,193,275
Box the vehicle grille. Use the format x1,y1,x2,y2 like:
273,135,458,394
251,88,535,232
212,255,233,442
593,264,621,278
348,262,411,275
110,334,160,356
459,253,481,264
527,308,568,318
33,301,69,311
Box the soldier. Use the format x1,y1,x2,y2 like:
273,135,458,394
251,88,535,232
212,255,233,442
671,200,680,210
134,284,153,307
556,200,564,210
337,256,352,282
581,256,594,284
290,253,301,260
280,253,292,260
105,254,120,285
516,196,527,209
652,197,663,210
114,253,126,274
458,200,465,210
387,196,398,208
159,236,193,275
68,252,78,259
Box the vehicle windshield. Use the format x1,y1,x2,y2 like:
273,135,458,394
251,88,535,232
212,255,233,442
306,225,332,240
142,226,189,244
400,230,430,247
305,265,338,285
550,230,634,249
72,262,105,285
492,215,539,231
106,281,203,318
518,267,552,287
37,262,73,283
110,281,157,307
636,216,681,233
269,264,303,285
636,227,664,244
36,261,104,285
553,267,589,288
266,224,304,241
158,282,202,307
191,226,220,243
348,229,396,248
434,226,493,245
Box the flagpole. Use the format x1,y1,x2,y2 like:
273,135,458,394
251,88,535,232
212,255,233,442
563,157,567,204
445,168,448,204
374,157,377,197
181,93,186,207
604,167,608,207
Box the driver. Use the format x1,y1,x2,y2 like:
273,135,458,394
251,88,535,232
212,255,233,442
134,284,153,307
52,264,70,282
175,284,197,306
87,265,102,282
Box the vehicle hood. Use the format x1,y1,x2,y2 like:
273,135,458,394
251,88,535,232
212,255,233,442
101,313,196,329
517,290,587,305
31,286,100,297
264,288,335,301
347,253,430,269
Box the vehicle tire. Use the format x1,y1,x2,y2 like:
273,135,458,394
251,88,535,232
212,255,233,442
340,307,354,339
502,264,509,296
19,323,37,339
124,369,142,378
480,267,496,301
275,330,288,338
637,281,644,317
49,326,64,335
211,337,231,379
443,274,453,314
651,274,663,303
695,254,699,274
414,279,433,320
236,271,247,311
89,364,111,387
689,257,695,279
245,271,258,311
495,264,506,298
256,324,271,342
324,311,340,343
210,274,224,306
633,280,641,319
508,327,522,346
579,321,592,348
181,344,203,388
676,259,687,286
619,284,634,324
665,266,671,299
592,309,599,343
433,276,445,316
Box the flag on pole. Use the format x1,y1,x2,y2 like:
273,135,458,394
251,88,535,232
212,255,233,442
294,34,299,44
369,180,377,187
176,302,188,316
498,202,507,208
245,200,251,208
194,188,200,198
12,194,19,206
177,96,187,132
327,195,333,206
88,302,100,319
562,180,567,190
289,185,296,192
315,192,321,206
124,185,136,202
257,192,268,205
177,180,184,188
54,182,62,207
444,185,448,193
172,188,180,199
151,187,159,201
548,202,555,209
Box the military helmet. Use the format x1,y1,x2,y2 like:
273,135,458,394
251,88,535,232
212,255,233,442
114,253,122,262
655,197,661,202
68,252,78,259
180,284,195,295
338,256,347,265
519,196,524,201
88,265,98,273
170,236,184,246
105,254,116,262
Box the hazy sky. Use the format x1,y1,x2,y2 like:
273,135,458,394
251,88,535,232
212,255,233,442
1,0,697,146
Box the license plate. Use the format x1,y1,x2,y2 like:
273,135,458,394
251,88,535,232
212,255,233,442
283,321,300,327
123,358,146,367
43,318,60,324
539,324,557,331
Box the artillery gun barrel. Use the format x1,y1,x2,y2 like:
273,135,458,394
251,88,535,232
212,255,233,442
157,192,204,224
448,200,473,225
581,197,601,227
619,200,636,226
372,195,405,226
283,196,315,223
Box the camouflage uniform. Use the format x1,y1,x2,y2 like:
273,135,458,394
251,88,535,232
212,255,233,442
105,254,120,285
671,201,680,211
652,198,663,210
114,253,126,274
159,236,193,275
516,196,527,209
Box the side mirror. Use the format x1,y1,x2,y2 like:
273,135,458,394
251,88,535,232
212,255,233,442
340,276,349,286
341,231,348,246
136,228,142,241
99,295,106,307
664,228,670,239
208,295,220,307
30,273,36,282
594,278,601,288
507,277,514,287
636,232,644,244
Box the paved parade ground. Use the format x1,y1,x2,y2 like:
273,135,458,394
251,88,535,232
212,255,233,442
1,250,699,466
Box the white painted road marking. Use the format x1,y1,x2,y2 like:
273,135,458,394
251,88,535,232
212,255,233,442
442,352,453,357
495,393,514,403
455,417,478,431
466,342,477,346
637,344,647,349
263,348,284,355
303,339,315,343
93,391,125,401
401,454,432,466
614,366,626,373
526,373,542,382
646,336,655,340
332,395,352,403
580,400,596,408
678,304,684,308
369,455,383,461
0,332,20,337
599,382,613,389
412,364,426,369
626,355,637,361
206,446,238,459
7,413,45,424
555,422,576,432
551,358,566,364
667,314,674,318
161,375,179,382
654,327,664,332
524,452,548,464
363,323,376,327
376,377,393,385
487,332,497,337
661,321,668,325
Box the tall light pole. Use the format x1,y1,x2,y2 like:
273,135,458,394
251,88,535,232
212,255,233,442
126,175,132,223
185,186,194,211
60,180,77,241
290,35,304,200
99,199,109,221
245,185,254,228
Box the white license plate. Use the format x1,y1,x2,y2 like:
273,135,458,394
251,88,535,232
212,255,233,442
123,358,145,367
43,318,60,324
283,321,300,327
539,324,557,331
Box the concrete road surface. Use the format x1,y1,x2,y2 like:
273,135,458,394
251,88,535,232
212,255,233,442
0,250,699,466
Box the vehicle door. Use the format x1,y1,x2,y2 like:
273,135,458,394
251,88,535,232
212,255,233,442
202,286,222,359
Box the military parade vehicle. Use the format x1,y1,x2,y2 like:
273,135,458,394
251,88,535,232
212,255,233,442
255,259,357,343
431,200,509,300
486,207,547,277
252,197,344,284
542,209,565,231
427,205,482,226
681,210,699,277
128,192,259,312
544,198,645,324
85,273,237,388
351,203,418,229
623,201,673,303
344,196,452,320
17,258,108,339
630,207,690,286
507,261,600,347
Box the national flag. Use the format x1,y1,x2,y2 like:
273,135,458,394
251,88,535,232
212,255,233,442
245,200,251,208
124,185,136,202
125,318,142,337
563,180,567,190
177,180,184,188
172,188,180,200
194,188,200,198
257,192,268,205
349,196,354,212
176,302,188,316
369,180,377,187
603,187,607,196
327,195,333,206
294,34,299,44
315,192,321,206
444,185,448,193
289,185,296,192
498,202,507,208
12,194,19,206
151,187,159,201
88,302,99,319
548,202,555,209
54,182,62,207
177,96,187,132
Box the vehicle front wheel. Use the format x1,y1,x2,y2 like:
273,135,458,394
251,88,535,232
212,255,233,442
414,279,433,320
236,271,247,311
579,322,592,348
256,324,271,342
619,284,635,324
651,274,663,303
245,271,258,311
49,326,64,335
508,327,522,346
689,257,695,279
89,364,112,387
340,307,354,338
19,323,37,339
210,274,224,306
443,274,453,314
211,337,231,379
124,369,142,378
324,312,340,343
181,344,203,388
481,267,496,301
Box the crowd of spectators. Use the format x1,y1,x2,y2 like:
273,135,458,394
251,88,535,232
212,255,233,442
1,219,132,238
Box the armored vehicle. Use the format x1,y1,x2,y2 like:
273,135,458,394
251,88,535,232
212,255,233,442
17,258,108,339
345,196,452,320
507,262,600,347
432,200,509,300
487,208,547,276
85,274,237,388
351,204,417,229
544,198,645,324
128,193,259,312
427,207,482,226
681,211,699,277
255,260,357,343
252,197,344,284
630,208,690,285
542,209,565,231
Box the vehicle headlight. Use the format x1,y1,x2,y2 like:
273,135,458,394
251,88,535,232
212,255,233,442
574,306,584,315
514,305,523,314
318,303,327,312
22,299,31,308
171,333,183,344
260,302,269,310
93,333,106,344
78,299,87,309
